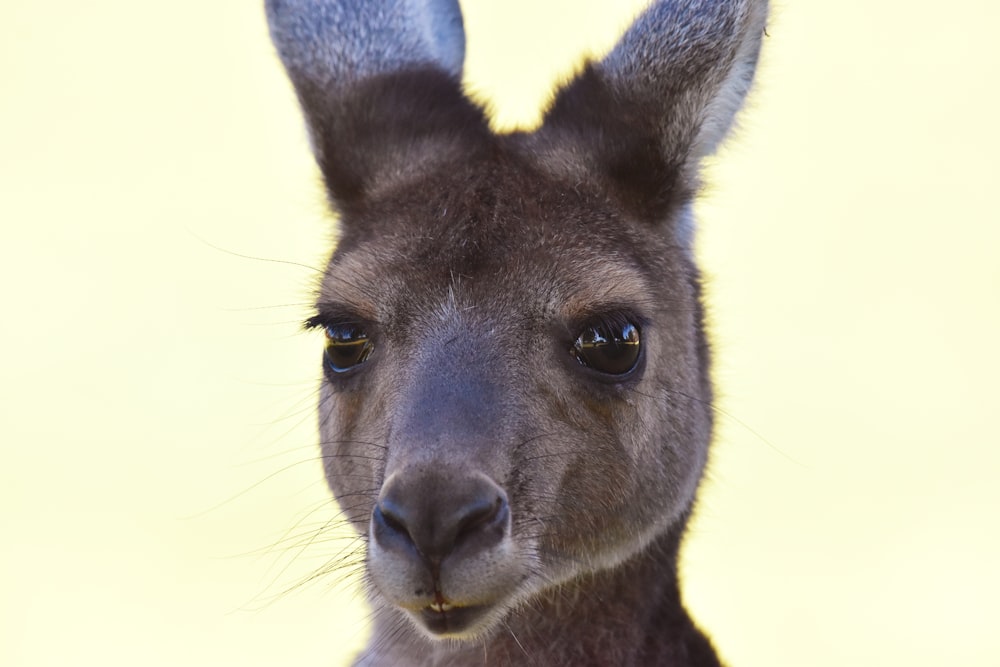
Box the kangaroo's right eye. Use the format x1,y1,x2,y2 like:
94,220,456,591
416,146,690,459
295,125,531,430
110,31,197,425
323,325,374,373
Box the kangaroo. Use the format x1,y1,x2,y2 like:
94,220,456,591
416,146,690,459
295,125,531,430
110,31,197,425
265,0,767,664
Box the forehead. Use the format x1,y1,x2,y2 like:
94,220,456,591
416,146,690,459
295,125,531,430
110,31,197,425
318,156,668,323
322,237,652,323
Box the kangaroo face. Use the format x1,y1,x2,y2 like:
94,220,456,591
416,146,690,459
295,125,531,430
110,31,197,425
265,0,766,654
311,158,711,638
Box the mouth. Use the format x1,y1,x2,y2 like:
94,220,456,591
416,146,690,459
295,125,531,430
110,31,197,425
417,602,491,637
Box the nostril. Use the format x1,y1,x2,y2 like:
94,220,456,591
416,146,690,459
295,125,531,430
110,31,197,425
377,499,407,534
455,494,507,541
373,499,415,548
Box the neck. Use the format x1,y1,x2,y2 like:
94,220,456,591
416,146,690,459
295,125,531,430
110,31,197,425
357,524,721,667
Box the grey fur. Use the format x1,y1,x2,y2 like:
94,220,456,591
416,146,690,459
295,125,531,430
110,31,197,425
602,0,766,161
265,1,767,664
265,0,465,86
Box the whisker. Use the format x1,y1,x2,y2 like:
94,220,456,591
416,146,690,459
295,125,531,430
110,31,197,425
658,386,804,466
188,229,325,275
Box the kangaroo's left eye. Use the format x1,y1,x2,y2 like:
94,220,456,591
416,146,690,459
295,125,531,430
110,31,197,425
324,325,374,373
571,320,641,376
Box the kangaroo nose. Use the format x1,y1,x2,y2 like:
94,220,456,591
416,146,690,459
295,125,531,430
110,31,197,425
374,472,509,565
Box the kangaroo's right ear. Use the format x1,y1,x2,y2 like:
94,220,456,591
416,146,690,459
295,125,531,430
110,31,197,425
266,0,488,211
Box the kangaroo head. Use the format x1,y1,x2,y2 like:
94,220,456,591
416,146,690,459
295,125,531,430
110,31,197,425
266,0,766,651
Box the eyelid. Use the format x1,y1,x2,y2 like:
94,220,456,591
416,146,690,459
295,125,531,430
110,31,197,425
304,308,378,332
565,308,648,339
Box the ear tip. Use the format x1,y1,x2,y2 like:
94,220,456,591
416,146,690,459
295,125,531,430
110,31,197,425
266,0,468,85
263,0,329,65
417,0,467,75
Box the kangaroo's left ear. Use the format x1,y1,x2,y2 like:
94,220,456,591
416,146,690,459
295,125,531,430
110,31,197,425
266,0,487,211
530,0,768,223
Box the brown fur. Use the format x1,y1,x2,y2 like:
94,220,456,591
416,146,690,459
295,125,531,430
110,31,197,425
265,1,768,664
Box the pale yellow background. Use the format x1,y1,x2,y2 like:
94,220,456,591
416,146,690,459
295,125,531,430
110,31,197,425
2,1,998,665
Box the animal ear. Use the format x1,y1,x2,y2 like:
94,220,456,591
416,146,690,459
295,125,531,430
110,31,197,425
265,0,488,210
531,0,768,223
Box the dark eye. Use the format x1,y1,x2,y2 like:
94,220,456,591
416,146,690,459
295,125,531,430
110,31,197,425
571,320,641,375
323,324,374,373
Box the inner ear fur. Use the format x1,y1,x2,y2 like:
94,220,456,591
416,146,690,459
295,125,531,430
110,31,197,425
530,64,695,224
528,0,767,226
297,67,492,212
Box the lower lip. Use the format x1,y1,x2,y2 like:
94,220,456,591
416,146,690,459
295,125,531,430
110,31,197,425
419,604,488,636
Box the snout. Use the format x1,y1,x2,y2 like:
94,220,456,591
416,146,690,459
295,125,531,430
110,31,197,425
368,468,524,638
375,471,509,566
